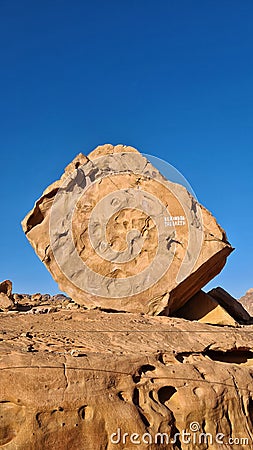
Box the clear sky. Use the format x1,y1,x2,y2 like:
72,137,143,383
0,0,252,298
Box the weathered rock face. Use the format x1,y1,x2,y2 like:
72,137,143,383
0,293,13,311
0,280,12,296
0,279,14,311
0,305,253,449
240,288,253,316
22,144,233,315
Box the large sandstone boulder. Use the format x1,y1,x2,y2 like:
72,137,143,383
22,144,233,315
0,307,253,449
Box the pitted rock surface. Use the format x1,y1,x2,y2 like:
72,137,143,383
22,144,233,315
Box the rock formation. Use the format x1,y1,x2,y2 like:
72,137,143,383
174,288,252,326
0,280,79,313
240,288,253,316
22,144,233,315
0,298,253,449
173,289,239,326
208,287,251,323
0,280,14,311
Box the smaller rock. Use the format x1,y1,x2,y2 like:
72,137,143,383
0,279,12,296
173,290,238,326
208,287,251,323
0,280,14,311
52,294,71,302
0,293,14,311
31,293,42,302
41,294,51,302
13,294,31,303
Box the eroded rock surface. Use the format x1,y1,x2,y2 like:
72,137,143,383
240,288,253,316
22,144,233,315
0,280,14,311
0,305,253,449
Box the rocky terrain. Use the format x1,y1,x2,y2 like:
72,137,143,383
1,144,253,449
0,288,253,449
0,285,253,450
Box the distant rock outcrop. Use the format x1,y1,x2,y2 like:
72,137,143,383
240,288,253,316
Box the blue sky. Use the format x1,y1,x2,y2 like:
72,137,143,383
0,0,252,298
